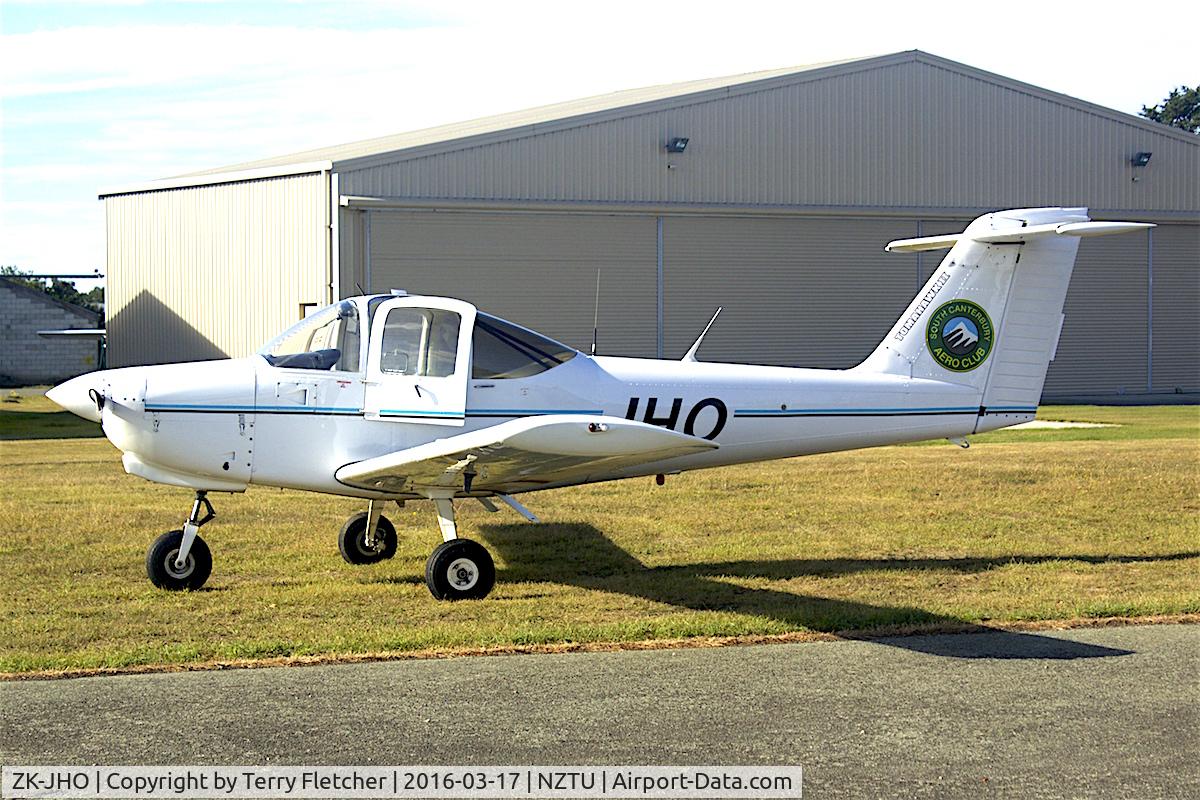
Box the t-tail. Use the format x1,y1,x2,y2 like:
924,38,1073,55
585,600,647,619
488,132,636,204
856,207,1152,432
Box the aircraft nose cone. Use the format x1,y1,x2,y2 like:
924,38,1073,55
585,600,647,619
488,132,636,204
46,374,103,423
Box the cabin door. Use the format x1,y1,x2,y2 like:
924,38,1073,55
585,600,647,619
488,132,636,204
363,296,475,426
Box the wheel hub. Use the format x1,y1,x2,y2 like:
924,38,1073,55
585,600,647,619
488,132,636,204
446,557,478,590
164,549,195,579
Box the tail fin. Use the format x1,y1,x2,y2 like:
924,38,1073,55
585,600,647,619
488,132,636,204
858,208,1152,430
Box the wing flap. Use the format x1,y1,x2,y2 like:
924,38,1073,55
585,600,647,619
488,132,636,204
335,414,717,494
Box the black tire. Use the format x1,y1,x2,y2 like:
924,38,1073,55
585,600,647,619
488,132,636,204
425,539,496,601
338,512,398,565
146,529,212,591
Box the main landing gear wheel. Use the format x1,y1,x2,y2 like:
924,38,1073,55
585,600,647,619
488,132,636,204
339,512,398,565
146,529,212,591
425,539,495,601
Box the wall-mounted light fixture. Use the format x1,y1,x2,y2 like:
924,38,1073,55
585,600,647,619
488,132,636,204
1131,151,1152,167
665,137,689,153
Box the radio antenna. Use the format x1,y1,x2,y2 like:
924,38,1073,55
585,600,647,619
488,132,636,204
590,268,602,356
682,306,723,362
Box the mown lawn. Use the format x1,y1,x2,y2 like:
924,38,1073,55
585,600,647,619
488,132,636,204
0,402,1196,674
0,390,103,440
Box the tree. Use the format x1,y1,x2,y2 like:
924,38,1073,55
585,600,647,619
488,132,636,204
1,266,105,317
1140,85,1200,134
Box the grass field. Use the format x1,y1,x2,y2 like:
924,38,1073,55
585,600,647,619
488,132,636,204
1,397,1197,675
0,390,103,440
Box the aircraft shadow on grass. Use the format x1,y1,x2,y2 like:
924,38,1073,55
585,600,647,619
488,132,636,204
474,522,1196,661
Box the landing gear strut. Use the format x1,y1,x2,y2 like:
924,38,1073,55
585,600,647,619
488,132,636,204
337,493,533,599
146,491,214,591
422,493,495,601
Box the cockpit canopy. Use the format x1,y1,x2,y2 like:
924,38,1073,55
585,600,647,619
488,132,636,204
260,300,361,371
258,297,577,379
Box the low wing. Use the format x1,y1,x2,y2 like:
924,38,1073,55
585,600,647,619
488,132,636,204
335,414,718,495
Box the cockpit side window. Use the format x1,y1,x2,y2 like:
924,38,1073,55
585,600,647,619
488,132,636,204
379,307,461,378
471,313,577,379
259,301,361,371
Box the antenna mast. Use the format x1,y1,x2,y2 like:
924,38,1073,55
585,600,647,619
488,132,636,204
590,268,601,356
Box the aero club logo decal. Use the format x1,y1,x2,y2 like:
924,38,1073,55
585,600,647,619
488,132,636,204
926,299,994,372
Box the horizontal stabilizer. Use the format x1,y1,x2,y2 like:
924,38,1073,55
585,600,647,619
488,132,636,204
975,221,1155,243
883,233,962,253
885,221,1153,253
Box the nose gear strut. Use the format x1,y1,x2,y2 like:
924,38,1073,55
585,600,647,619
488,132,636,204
176,491,215,569
145,491,216,591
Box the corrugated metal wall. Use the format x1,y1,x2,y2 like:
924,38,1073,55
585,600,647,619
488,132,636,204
337,60,1199,214
1151,224,1200,392
105,173,327,366
365,211,658,357
1042,229,1149,395
662,217,917,366
364,212,921,366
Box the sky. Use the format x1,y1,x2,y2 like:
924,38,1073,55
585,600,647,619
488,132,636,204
1,0,1196,292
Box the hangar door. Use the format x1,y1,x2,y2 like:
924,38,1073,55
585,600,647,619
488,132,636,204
366,211,658,357
662,216,920,367
1151,223,1199,393
1042,228,1149,396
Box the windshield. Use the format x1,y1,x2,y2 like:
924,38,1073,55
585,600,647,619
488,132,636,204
472,313,577,379
259,300,361,371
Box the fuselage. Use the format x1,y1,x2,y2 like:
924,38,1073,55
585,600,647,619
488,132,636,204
57,346,1027,500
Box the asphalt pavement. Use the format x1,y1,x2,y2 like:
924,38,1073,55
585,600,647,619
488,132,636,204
2,624,1197,798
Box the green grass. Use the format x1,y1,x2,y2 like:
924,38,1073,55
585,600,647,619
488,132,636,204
0,403,1196,674
0,391,103,440
944,404,1199,444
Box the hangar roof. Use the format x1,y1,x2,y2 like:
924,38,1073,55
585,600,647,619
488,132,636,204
178,55,870,178
101,50,1197,207
179,50,1195,179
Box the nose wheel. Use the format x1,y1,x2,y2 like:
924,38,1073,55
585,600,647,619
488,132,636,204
338,508,398,565
146,491,214,590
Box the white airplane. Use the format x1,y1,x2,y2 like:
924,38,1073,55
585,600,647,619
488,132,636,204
48,207,1150,600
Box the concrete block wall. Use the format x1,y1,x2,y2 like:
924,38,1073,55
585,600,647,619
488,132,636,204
0,283,100,386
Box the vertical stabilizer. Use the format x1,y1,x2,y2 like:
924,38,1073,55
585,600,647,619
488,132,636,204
858,208,1151,432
